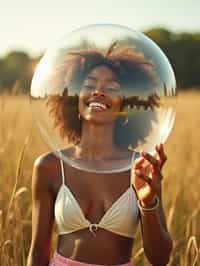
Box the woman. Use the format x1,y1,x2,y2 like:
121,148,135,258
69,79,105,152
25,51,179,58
27,43,173,266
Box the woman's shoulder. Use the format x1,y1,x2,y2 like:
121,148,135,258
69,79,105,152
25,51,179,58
31,153,61,208
33,151,61,183
34,151,58,167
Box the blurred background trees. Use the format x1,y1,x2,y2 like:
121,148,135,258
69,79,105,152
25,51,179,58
0,28,199,93
145,28,200,89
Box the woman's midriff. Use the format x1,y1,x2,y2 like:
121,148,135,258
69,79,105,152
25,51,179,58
56,228,134,265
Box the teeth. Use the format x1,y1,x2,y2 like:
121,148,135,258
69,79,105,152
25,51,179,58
89,102,107,109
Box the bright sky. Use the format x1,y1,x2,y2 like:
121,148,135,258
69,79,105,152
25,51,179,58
0,0,199,57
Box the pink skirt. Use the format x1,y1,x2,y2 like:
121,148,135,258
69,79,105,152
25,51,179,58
49,252,132,266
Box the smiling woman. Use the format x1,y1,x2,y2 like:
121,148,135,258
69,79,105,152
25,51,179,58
45,43,157,161
79,66,122,124
28,23,177,266
27,40,173,266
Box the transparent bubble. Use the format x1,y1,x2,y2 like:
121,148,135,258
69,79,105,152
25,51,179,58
30,24,177,173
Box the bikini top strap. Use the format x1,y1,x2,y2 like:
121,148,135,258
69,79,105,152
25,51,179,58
59,159,66,185
130,151,137,187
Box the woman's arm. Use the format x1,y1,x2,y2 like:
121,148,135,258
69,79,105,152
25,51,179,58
27,154,55,266
138,189,173,266
132,144,173,266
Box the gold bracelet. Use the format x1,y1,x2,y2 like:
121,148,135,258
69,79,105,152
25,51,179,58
137,195,160,212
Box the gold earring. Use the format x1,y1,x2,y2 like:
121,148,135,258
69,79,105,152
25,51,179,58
122,116,128,126
122,105,130,125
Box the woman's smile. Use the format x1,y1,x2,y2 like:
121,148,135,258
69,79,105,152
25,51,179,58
87,101,109,111
79,65,122,123
86,99,111,112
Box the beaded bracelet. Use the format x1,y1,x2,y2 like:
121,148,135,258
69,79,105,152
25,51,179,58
138,195,160,212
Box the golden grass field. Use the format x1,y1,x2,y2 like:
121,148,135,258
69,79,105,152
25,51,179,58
0,92,199,266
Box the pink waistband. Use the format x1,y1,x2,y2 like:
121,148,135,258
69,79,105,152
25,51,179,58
49,252,132,266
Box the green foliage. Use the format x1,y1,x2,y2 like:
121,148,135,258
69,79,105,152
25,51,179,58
145,28,200,89
0,51,34,93
0,51,40,94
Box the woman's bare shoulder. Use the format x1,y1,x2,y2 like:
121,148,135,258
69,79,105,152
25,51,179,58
34,151,56,165
33,152,61,184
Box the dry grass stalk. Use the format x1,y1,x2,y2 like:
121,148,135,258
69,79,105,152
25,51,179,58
132,246,144,260
167,187,181,232
184,236,200,266
4,132,31,226
186,203,200,238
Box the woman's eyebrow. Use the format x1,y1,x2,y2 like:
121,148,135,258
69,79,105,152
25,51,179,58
86,76,97,81
86,76,120,84
107,78,120,84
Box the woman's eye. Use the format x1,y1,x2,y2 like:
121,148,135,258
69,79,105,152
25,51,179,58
84,85,94,90
106,88,119,93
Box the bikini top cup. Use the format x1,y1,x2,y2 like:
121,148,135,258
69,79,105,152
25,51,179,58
55,159,140,238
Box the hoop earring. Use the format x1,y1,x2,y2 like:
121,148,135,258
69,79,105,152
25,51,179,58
121,105,130,126
122,116,128,126
78,113,81,120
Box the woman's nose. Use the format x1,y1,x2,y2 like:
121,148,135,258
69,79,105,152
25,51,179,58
91,87,105,97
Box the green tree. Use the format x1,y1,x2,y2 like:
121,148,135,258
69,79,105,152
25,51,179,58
2,51,32,93
145,28,200,89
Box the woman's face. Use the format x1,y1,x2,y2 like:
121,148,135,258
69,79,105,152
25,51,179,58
78,65,122,124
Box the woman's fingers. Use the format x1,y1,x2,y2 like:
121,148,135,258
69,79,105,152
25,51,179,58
141,151,160,171
152,165,163,181
135,169,158,191
133,145,166,184
141,144,167,170
133,157,145,169
135,169,152,184
155,143,167,169
141,150,164,182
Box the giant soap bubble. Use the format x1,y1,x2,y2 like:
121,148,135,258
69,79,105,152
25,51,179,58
30,24,177,173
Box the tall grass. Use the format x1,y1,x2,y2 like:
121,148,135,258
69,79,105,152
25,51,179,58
0,92,199,265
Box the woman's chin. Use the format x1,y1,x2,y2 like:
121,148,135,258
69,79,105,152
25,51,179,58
81,112,115,125
84,117,115,125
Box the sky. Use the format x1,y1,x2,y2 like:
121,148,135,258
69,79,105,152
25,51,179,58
0,0,199,57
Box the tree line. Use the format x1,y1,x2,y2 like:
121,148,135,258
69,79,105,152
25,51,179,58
0,28,199,94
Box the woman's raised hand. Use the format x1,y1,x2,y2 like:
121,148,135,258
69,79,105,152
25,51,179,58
132,143,167,207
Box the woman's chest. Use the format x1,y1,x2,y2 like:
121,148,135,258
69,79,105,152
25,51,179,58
53,167,131,221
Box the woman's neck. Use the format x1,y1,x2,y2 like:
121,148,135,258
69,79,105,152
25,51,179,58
78,121,115,160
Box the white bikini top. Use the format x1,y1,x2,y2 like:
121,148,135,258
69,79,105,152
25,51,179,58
54,159,140,238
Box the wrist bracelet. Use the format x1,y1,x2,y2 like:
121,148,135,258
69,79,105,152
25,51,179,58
138,195,160,212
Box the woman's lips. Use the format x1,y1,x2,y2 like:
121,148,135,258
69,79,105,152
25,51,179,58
86,101,110,111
